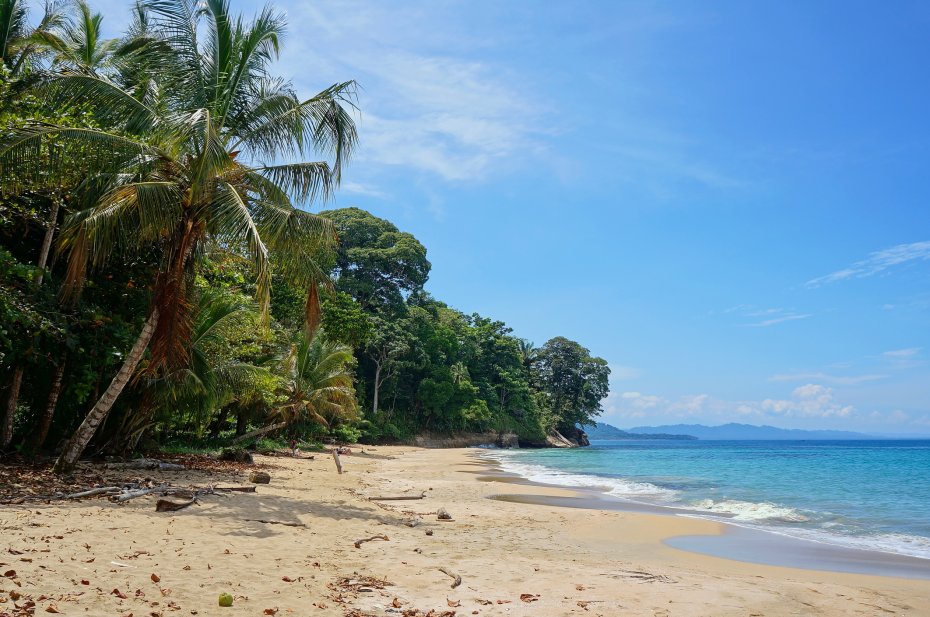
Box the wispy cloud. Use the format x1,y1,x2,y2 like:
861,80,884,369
883,347,921,359
281,1,547,183
339,181,388,199
723,305,813,327
770,372,886,385
749,313,813,327
807,241,930,287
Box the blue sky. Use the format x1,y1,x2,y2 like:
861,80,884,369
89,0,930,433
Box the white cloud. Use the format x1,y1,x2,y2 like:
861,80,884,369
723,305,813,327
883,347,921,359
760,384,853,418
807,240,930,287
749,313,812,327
769,372,886,385
281,2,546,183
339,181,388,199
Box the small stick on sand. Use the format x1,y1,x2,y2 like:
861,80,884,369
245,519,306,527
333,449,343,474
368,492,426,501
438,566,461,589
354,534,389,549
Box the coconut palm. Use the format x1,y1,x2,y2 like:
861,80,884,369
32,0,118,73
275,332,358,430
0,0,65,75
0,0,357,471
232,331,357,443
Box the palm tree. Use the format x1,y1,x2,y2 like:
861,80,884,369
32,0,118,73
0,0,65,75
0,0,357,472
233,331,357,443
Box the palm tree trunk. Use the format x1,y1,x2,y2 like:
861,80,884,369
1,197,62,450
372,362,381,416
230,421,288,445
33,358,66,449
1,368,24,449
53,309,159,473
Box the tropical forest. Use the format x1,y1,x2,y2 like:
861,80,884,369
0,0,610,472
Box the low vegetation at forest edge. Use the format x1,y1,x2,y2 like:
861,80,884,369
0,0,610,468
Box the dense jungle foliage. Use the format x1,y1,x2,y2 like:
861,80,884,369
0,0,610,466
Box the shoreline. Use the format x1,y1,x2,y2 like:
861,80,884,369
1,446,928,616
474,453,930,580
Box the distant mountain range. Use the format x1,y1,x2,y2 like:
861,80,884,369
582,423,696,440
626,422,874,440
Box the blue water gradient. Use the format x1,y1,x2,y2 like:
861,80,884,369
483,440,930,560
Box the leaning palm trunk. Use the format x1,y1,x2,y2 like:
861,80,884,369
230,420,288,445
33,358,66,449
53,309,159,472
0,369,24,449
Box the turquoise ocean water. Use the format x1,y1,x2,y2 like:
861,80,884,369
482,439,930,560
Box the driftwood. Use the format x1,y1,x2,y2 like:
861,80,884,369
332,449,343,474
213,486,256,493
62,486,121,499
155,498,196,512
110,486,170,502
438,566,461,589
245,519,305,527
354,534,389,549
103,459,185,471
368,492,426,501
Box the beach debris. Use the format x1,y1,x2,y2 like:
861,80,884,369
244,519,305,527
447,598,461,607
218,592,234,607
404,518,421,528
606,569,675,584
353,534,389,549
332,449,343,474
438,566,461,589
436,507,453,521
217,448,253,464
248,470,271,484
104,458,186,471
150,573,160,583
520,593,540,603
368,492,426,501
425,530,434,536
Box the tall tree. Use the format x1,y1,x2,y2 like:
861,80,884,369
534,336,610,434
321,207,430,312
0,0,357,471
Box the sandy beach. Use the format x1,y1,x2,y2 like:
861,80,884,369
1,446,928,616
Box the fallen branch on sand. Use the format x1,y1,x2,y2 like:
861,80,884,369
103,459,185,471
354,534,389,549
367,492,426,501
155,498,197,512
245,519,306,527
438,566,461,589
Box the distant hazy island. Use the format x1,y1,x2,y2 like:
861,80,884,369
583,422,696,440
625,423,876,441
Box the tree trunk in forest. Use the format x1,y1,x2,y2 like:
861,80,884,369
35,197,61,287
1,369,24,449
33,358,66,449
1,199,62,450
230,421,288,445
236,410,247,436
372,362,381,416
53,309,160,473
